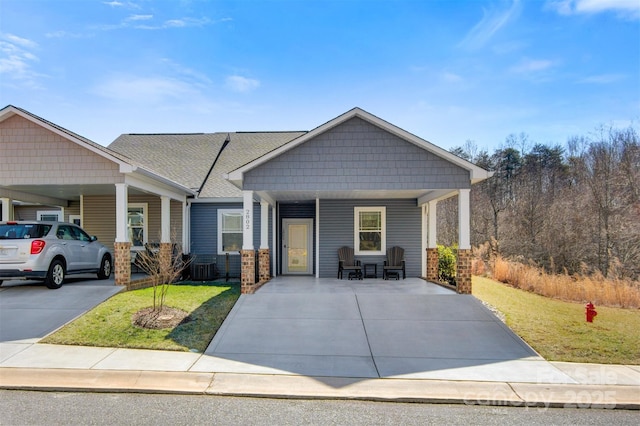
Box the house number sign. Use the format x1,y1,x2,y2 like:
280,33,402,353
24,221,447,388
245,209,251,230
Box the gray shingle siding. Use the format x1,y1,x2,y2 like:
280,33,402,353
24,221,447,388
318,199,422,278
190,202,270,279
243,117,470,191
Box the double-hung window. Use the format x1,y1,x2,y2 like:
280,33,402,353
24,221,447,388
218,209,243,254
354,206,386,255
127,203,147,248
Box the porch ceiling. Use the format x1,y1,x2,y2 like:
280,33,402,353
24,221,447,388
256,188,457,203
2,184,151,203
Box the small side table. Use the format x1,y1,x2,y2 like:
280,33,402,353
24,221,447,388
363,263,377,279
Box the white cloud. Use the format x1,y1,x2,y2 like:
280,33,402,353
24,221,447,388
510,58,554,73
126,14,153,22
579,73,625,84
225,75,260,93
92,75,198,103
0,34,44,88
546,0,640,19
3,33,38,49
459,0,523,49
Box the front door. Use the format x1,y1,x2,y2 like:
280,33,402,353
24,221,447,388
282,219,313,274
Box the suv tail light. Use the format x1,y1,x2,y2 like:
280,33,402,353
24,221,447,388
31,240,46,254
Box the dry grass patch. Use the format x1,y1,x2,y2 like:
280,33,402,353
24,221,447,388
490,256,640,308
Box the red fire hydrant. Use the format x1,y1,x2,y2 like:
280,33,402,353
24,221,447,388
585,302,597,323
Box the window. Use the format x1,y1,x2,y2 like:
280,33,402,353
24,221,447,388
354,206,386,255
37,210,63,222
127,203,147,248
218,209,243,254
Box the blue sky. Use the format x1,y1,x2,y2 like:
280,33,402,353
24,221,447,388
1,0,638,152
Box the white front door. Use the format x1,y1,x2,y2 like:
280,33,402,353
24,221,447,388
282,219,313,275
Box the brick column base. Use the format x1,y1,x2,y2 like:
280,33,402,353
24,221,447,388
241,249,256,294
258,248,270,284
456,249,472,294
114,242,131,287
426,248,438,282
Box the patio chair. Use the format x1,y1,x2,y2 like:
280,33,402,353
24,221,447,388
337,246,362,279
383,246,406,279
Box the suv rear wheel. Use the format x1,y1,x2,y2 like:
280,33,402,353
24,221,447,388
45,259,65,289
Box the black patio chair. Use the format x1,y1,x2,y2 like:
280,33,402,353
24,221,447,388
337,246,362,279
383,246,406,279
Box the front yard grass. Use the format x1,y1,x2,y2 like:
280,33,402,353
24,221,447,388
41,281,240,353
473,276,640,365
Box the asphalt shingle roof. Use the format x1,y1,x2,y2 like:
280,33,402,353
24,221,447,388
108,131,306,198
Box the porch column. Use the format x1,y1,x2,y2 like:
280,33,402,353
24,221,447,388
241,191,256,293
315,198,320,278
1,198,13,221
457,189,472,294
426,199,439,282
159,196,171,274
272,205,277,277
114,183,131,287
258,200,270,283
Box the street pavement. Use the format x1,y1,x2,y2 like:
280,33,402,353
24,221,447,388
0,276,638,409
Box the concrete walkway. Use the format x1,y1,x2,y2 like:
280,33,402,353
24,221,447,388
1,277,638,408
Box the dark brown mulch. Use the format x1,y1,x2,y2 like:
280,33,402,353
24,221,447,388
131,306,190,330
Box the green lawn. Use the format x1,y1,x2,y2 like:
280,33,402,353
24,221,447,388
41,281,240,353
473,276,640,365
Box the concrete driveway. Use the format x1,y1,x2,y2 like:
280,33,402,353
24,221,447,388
0,275,122,343
192,277,571,383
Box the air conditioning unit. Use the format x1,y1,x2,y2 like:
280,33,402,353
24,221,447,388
191,261,218,281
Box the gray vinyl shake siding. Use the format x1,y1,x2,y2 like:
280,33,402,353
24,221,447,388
190,202,269,279
319,199,422,278
243,117,471,191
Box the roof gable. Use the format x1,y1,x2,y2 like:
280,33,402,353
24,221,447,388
226,107,491,186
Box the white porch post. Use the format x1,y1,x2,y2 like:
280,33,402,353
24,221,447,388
243,191,254,250
1,198,13,221
114,183,130,286
428,199,437,249
115,184,128,243
272,205,277,277
315,198,320,278
183,201,190,254
241,190,256,293
458,189,471,250
426,199,438,282
457,188,472,294
260,200,269,249
421,204,427,277
160,196,170,243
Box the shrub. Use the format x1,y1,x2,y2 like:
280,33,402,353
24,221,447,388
438,244,457,285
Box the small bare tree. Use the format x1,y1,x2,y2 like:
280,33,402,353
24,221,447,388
132,235,191,329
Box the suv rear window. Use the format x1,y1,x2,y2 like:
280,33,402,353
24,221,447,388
0,224,52,239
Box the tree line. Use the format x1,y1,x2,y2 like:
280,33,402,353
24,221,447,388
437,125,640,281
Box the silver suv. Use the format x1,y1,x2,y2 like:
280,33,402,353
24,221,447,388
0,221,112,289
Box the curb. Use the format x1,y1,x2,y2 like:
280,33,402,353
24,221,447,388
1,368,638,410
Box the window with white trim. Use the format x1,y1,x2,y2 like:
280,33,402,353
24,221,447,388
218,209,243,254
127,203,147,248
354,206,386,255
37,210,63,222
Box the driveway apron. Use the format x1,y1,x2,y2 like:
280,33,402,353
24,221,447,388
193,277,573,384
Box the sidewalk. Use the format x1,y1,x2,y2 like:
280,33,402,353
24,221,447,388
1,342,639,409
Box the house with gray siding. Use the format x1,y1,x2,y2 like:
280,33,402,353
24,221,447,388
1,105,490,293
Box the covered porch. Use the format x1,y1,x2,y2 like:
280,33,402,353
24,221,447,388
224,108,491,294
